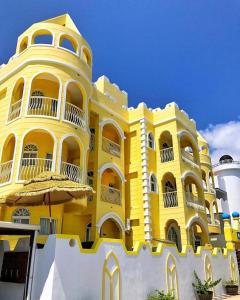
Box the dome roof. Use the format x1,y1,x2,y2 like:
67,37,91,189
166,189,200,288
232,212,239,218
222,213,230,220
219,155,233,163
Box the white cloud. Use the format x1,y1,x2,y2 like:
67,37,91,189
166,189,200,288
200,121,240,164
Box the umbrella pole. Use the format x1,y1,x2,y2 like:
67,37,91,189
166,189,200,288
48,193,53,235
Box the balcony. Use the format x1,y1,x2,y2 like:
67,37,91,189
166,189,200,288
27,96,58,118
185,192,205,212
163,191,178,208
64,102,85,129
160,147,174,163
102,137,120,158
0,161,13,184
60,162,82,183
101,185,121,205
19,158,52,181
181,150,198,165
8,99,22,121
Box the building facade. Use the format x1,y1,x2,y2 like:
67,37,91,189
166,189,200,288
0,14,221,251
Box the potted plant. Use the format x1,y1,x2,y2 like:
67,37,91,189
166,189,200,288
223,279,239,295
147,289,176,300
192,271,221,300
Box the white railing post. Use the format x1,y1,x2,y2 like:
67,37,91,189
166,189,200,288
27,96,58,118
64,102,86,129
0,160,13,184
163,191,178,207
19,158,53,180
160,147,174,163
60,161,82,183
8,99,22,121
101,184,121,205
181,150,198,164
102,137,121,157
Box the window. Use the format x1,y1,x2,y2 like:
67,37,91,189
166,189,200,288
22,144,38,166
59,36,77,53
40,218,57,235
148,133,154,149
12,208,30,224
86,223,91,242
150,174,157,193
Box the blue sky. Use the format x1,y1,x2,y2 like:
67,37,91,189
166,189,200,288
1,1,240,160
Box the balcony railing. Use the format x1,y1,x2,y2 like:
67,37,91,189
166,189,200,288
19,158,52,180
8,99,22,121
102,137,120,157
163,191,178,208
27,96,58,118
0,160,13,184
101,184,121,205
185,192,205,211
181,150,198,164
160,147,174,163
64,102,85,129
60,162,82,183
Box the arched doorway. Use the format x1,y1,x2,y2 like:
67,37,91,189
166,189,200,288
8,78,24,121
0,134,16,184
64,81,86,129
28,73,60,118
60,135,82,183
159,131,174,162
100,218,122,239
166,220,182,252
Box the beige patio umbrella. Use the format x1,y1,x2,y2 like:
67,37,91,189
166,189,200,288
4,171,94,233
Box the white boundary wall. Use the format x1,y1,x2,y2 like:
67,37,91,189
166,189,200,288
31,236,238,300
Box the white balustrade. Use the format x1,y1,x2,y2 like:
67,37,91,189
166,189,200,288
185,192,205,211
163,191,178,207
102,137,120,157
0,160,13,184
64,102,85,129
101,184,121,205
8,99,22,121
160,147,174,163
27,96,58,117
60,162,82,183
181,150,198,164
19,158,52,180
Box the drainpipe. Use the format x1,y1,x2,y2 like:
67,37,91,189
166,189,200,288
140,118,152,242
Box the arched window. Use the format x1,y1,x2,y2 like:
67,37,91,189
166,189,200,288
148,133,154,149
86,223,91,242
166,254,179,299
230,255,238,282
12,208,30,224
205,255,213,282
59,35,78,53
102,251,120,300
82,47,92,66
22,144,38,166
150,174,157,193
32,29,53,45
167,223,182,252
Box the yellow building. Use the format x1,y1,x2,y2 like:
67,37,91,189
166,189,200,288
0,14,221,251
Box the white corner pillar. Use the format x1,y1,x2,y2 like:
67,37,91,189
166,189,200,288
140,118,152,242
